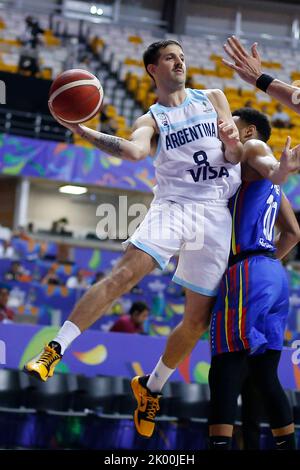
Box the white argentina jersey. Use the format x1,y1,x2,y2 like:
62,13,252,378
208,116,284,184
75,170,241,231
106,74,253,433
149,88,241,203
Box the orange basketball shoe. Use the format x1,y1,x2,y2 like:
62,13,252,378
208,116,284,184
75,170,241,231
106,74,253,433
24,343,62,382
131,375,161,438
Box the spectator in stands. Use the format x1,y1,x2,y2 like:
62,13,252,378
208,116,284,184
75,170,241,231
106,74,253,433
17,16,45,77
50,221,59,234
50,218,71,236
41,264,61,286
4,261,26,282
272,103,291,129
110,301,149,334
66,269,90,290
0,285,14,323
27,222,34,234
23,16,44,49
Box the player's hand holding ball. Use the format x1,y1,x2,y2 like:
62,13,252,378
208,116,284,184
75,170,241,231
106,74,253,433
48,69,104,134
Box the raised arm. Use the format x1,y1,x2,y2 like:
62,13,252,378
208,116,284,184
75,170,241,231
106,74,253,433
223,35,300,114
50,106,156,162
275,192,300,260
206,89,243,164
243,137,300,185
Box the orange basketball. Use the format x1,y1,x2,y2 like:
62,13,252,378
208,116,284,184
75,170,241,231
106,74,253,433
48,69,103,123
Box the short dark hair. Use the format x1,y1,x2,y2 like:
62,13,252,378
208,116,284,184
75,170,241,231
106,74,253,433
143,40,183,79
232,107,271,142
129,301,148,316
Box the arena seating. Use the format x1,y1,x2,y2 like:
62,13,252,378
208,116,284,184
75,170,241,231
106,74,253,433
1,11,300,153
0,368,299,449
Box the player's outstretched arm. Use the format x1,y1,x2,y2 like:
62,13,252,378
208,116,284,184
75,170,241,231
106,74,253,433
223,35,300,115
207,89,243,164
50,105,156,162
244,137,300,184
275,192,300,260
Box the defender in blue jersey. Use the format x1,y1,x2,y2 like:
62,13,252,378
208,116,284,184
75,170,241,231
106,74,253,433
211,176,285,357
209,108,300,450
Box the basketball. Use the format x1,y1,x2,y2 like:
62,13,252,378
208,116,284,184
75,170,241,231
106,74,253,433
48,69,103,123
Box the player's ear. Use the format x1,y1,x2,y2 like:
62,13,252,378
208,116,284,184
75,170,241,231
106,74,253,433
147,63,156,78
245,124,256,139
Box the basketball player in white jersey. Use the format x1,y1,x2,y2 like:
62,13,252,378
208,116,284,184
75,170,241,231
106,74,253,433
25,40,242,436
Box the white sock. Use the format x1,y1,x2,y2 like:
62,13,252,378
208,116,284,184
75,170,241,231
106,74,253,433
147,356,175,393
52,320,81,354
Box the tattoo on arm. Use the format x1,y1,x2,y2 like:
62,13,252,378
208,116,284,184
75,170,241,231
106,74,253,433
79,130,124,157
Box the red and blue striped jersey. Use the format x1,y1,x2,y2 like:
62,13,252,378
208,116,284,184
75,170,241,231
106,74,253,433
229,179,281,257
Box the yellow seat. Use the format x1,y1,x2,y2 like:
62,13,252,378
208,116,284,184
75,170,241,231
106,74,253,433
201,69,218,76
136,88,147,103
0,62,17,73
104,105,117,118
188,66,202,75
40,68,52,79
116,128,131,138
0,38,21,47
124,57,143,66
126,73,139,92
144,92,157,108
45,36,61,46
210,53,222,61
291,71,300,81
128,35,143,44
261,61,281,69
216,66,234,78
115,116,126,127
193,83,206,89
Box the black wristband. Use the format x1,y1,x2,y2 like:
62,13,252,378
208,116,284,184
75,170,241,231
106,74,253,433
256,74,274,92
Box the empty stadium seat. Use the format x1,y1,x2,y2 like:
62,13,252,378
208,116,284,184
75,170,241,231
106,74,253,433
168,382,210,420
21,372,75,412
71,375,126,414
0,369,22,408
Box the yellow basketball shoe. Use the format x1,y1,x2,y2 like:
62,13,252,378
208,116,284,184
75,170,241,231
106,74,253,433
24,342,62,382
131,375,161,438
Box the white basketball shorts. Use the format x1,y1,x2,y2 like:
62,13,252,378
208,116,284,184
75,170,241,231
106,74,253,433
124,199,232,296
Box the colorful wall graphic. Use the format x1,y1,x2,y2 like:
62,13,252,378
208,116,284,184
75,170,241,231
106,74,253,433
0,133,300,208
0,134,155,192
